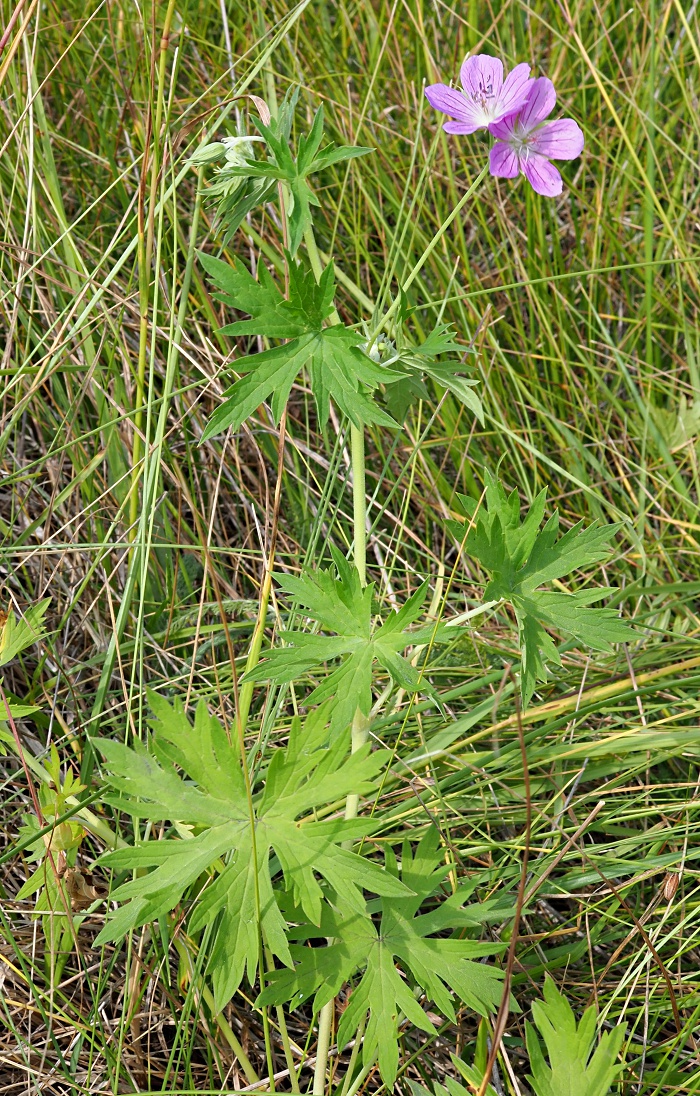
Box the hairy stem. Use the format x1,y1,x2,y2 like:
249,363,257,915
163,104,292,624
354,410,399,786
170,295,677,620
237,408,288,730
350,424,367,587
303,227,367,598
305,221,370,1093
312,1003,334,1096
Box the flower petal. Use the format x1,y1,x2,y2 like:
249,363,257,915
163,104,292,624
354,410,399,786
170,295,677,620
460,54,504,102
425,83,473,120
519,77,556,130
427,83,492,131
488,115,518,141
489,142,520,179
443,120,482,135
521,153,563,196
495,62,532,119
531,118,584,160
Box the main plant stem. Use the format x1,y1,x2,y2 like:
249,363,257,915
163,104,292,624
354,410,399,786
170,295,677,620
237,90,290,731
237,80,291,1088
350,424,367,587
237,409,288,730
347,424,370,812
303,228,368,608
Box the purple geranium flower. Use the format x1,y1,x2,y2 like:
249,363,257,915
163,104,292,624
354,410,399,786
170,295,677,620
488,77,584,197
425,54,532,135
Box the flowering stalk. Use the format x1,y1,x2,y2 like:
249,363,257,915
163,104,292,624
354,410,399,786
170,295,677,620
236,97,284,734
350,424,367,588
367,163,489,350
236,408,287,732
228,92,292,1090
344,423,370,823
311,431,369,1093
238,69,564,1090
303,226,368,605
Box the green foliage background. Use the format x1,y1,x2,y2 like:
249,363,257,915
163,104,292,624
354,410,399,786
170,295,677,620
0,0,699,1092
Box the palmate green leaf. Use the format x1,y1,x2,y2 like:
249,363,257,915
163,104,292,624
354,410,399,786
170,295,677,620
259,828,507,1086
199,252,294,333
451,473,633,706
245,547,451,734
95,697,410,1010
526,978,626,1096
198,252,400,439
204,338,312,437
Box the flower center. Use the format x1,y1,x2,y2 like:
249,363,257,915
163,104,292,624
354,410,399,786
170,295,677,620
475,79,495,113
509,127,537,158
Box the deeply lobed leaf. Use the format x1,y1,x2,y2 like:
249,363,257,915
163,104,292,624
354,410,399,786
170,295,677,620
526,978,626,1096
259,828,506,1086
198,254,400,439
451,473,633,705
95,697,409,1010
245,547,450,734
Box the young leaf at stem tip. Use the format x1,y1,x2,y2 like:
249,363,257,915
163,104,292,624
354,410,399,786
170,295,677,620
94,696,410,1012
189,134,274,245
259,827,511,1087
449,473,633,706
198,251,403,439
219,102,373,255
190,92,371,247
188,89,297,244
244,545,455,736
